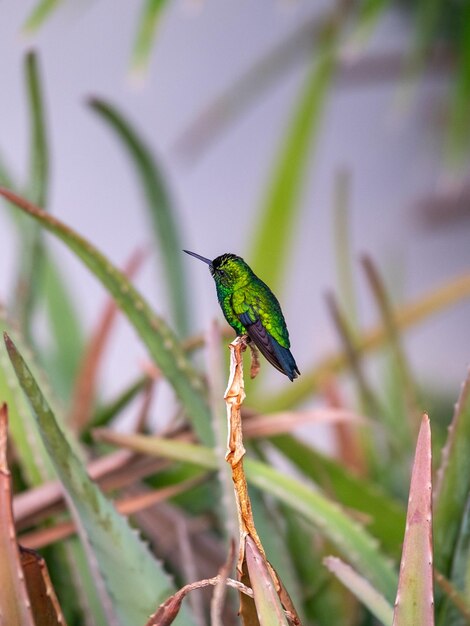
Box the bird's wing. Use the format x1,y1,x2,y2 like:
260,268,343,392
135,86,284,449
238,311,286,375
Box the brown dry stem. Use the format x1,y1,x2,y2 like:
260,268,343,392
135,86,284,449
224,335,265,572
224,337,302,625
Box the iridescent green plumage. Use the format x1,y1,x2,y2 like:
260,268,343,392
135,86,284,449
184,251,300,381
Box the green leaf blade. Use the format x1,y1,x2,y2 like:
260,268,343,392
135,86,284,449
324,557,393,626
434,371,470,579
23,0,62,34
248,48,335,290
4,333,195,626
0,187,213,446
89,98,190,336
131,0,168,76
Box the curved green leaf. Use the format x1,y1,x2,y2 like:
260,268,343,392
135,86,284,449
23,0,62,34
89,99,189,336
0,187,213,446
248,45,335,291
434,370,470,578
42,258,84,399
14,51,50,336
4,333,195,626
324,556,393,626
131,0,168,76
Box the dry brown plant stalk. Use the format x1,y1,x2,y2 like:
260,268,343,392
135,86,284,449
224,335,265,571
224,336,302,625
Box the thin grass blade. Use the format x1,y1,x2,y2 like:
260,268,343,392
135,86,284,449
130,0,169,76
14,52,49,336
324,556,393,625
248,46,335,291
0,152,17,189
23,0,62,34
333,168,357,328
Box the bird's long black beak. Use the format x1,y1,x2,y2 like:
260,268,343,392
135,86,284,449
183,250,212,265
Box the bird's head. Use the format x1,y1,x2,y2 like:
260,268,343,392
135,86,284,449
184,250,252,290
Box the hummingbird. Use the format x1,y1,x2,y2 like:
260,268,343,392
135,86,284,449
184,250,300,381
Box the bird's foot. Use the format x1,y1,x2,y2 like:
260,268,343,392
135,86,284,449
248,343,261,379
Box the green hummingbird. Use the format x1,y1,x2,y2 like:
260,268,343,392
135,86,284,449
184,250,300,381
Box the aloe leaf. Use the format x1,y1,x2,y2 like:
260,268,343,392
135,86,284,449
247,456,398,603
62,538,110,626
42,258,84,400
25,52,49,208
14,52,50,336
4,333,195,626
0,187,213,445
86,375,149,440
248,45,336,291
94,430,399,602
392,414,434,626
0,152,17,189
436,498,470,626
23,0,62,34
434,370,470,579
131,0,168,76
353,0,391,44
271,434,405,556
333,169,357,328
0,317,100,624
0,404,36,626
245,536,289,626
89,99,189,336
325,291,385,420
0,312,56,485
446,4,470,167
361,256,420,428
324,556,393,625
